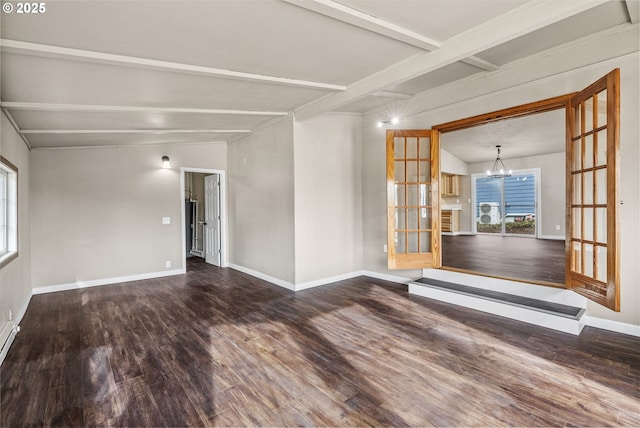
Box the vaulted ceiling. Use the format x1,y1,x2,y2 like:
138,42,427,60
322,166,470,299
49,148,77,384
1,0,638,149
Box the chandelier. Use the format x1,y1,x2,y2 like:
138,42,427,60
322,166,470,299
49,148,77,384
486,145,512,177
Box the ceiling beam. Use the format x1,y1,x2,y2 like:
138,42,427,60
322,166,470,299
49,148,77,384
1,102,289,116
625,0,639,23
21,129,252,134
294,0,610,120
0,39,346,92
282,0,499,71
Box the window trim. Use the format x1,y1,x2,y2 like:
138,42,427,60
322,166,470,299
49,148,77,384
0,156,18,269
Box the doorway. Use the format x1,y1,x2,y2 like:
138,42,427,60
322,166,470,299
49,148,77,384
181,168,228,268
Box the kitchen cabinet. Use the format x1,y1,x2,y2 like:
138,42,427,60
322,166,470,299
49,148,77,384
442,174,460,196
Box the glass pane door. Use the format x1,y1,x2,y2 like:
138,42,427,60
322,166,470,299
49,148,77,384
474,172,537,236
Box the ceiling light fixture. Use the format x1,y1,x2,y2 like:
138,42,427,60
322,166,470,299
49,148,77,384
486,145,512,177
377,116,400,128
162,156,171,169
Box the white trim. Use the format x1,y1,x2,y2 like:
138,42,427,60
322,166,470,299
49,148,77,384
32,269,184,295
1,102,288,117
0,40,346,92
295,271,364,291
539,234,565,240
229,263,295,291
180,168,229,268
0,290,33,366
585,316,640,337
361,270,414,285
22,129,252,135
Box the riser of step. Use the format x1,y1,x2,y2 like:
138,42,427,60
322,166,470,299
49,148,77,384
409,282,586,335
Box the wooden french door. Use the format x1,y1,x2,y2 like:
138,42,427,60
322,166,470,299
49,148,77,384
386,130,440,269
566,69,620,311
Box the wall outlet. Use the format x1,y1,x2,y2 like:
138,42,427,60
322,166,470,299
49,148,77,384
162,217,171,225
383,244,388,253
165,260,171,268
8,309,13,322
556,225,561,231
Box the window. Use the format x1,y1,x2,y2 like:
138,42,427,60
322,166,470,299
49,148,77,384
0,156,18,268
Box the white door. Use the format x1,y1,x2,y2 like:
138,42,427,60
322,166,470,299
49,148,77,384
204,174,221,266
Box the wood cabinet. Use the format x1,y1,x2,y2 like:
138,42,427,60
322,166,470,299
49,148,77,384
442,174,460,196
441,209,459,233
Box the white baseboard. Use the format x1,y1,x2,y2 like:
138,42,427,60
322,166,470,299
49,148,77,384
229,263,295,291
361,270,414,285
0,290,32,366
585,316,640,337
33,269,186,295
295,271,364,291
538,234,565,240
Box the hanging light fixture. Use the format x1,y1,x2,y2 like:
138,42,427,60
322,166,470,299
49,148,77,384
486,145,512,177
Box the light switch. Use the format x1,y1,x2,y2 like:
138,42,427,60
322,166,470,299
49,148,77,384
163,217,170,224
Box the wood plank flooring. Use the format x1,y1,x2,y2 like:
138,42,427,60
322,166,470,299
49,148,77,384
1,258,638,427
442,234,566,285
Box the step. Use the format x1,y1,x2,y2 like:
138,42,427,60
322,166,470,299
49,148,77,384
409,275,586,335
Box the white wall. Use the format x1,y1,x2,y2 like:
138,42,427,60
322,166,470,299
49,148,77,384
228,117,296,284
293,114,363,284
30,142,226,288
362,32,639,326
0,112,32,331
468,152,566,238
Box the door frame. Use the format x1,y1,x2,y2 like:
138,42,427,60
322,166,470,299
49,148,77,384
180,167,229,268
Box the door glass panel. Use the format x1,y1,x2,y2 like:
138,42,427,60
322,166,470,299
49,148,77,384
584,134,593,169
572,242,582,274
584,98,594,132
573,208,582,238
572,174,582,204
420,184,430,206
572,139,581,170
395,208,406,230
419,208,431,229
394,138,404,159
407,184,418,206
583,243,594,278
583,171,593,205
418,161,430,182
407,232,418,253
420,232,431,253
573,106,581,138
395,232,406,254
418,138,430,158
407,161,418,182
596,129,607,166
584,208,593,242
597,89,607,128
596,246,607,283
595,208,607,243
394,161,405,183
406,138,418,159
408,208,419,230
395,184,406,207
595,169,607,205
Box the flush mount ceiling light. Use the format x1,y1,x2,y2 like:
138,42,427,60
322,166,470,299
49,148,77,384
377,117,400,128
486,145,512,177
162,156,171,169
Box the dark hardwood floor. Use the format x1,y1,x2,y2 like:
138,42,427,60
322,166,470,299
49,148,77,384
442,234,566,285
1,258,638,426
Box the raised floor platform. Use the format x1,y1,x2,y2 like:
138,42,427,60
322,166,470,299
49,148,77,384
410,271,587,335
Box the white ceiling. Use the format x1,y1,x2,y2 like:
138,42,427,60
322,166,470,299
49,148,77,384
0,0,637,149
